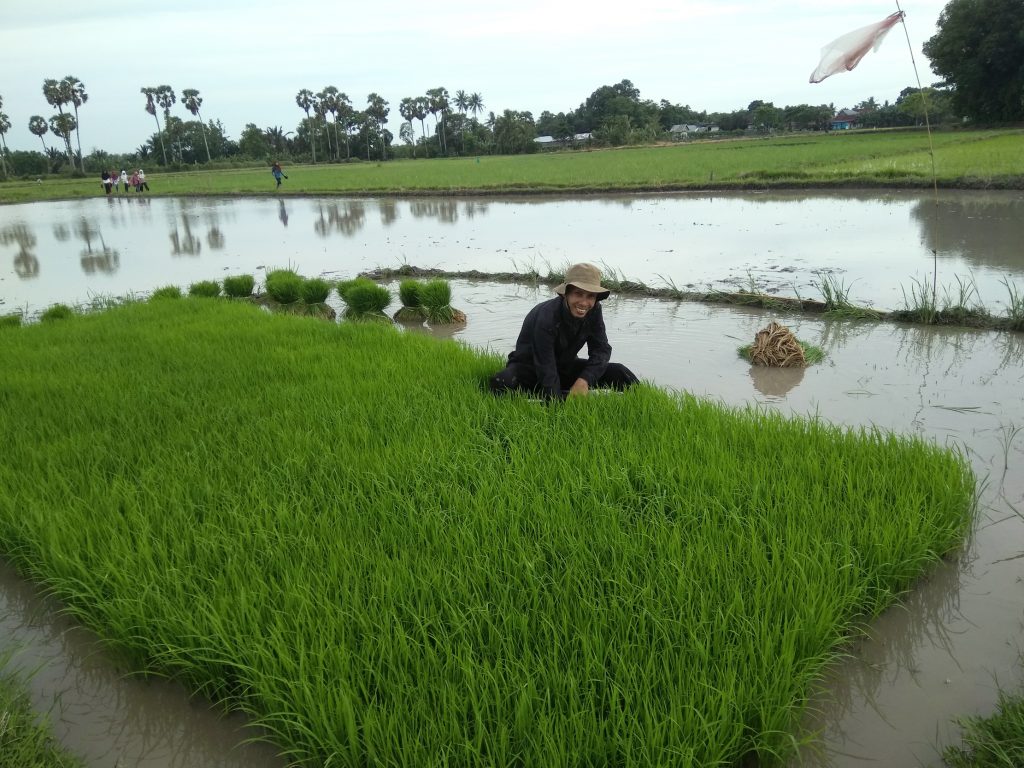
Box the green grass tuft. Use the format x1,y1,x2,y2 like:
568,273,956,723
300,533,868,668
150,285,182,301
1,313,22,328
0,661,86,767
399,279,424,308
39,303,74,322
301,277,332,305
223,274,256,298
188,280,222,298
265,269,303,304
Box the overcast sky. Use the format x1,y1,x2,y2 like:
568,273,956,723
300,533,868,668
0,0,950,156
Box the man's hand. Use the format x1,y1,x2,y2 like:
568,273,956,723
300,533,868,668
568,378,590,397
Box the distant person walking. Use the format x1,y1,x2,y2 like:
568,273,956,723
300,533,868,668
119,169,129,193
109,169,119,193
137,169,150,192
271,161,287,189
129,170,140,191
100,170,112,195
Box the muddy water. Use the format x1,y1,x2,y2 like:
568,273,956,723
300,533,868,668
1,198,1023,765
2,191,1024,317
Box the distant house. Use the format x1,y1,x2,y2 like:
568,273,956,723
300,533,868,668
668,124,720,140
830,109,860,130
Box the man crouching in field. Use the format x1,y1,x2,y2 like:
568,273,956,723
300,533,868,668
489,262,639,399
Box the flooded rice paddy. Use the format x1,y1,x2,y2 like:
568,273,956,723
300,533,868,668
1,193,1022,767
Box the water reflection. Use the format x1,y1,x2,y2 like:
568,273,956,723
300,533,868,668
75,217,120,275
410,198,458,223
207,227,225,249
748,364,805,398
314,201,365,238
911,192,1024,272
277,200,289,228
169,215,202,257
1,222,40,279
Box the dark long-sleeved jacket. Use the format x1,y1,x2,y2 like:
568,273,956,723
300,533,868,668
506,296,611,396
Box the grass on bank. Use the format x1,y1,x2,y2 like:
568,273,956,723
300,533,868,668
0,661,85,768
2,129,1023,204
0,299,976,766
943,685,1024,767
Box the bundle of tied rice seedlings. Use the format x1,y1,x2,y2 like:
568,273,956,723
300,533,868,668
223,274,255,298
265,269,303,305
394,279,427,322
188,280,221,298
300,277,332,305
420,279,466,325
748,321,807,367
340,279,392,321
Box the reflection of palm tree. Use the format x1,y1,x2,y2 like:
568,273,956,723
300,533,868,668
13,251,39,278
1,223,40,278
207,227,225,248
379,200,398,226
81,246,119,274
169,215,201,256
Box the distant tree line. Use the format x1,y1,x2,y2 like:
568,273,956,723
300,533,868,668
0,0,1019,179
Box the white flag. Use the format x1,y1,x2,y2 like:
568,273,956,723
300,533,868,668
810,11,905,84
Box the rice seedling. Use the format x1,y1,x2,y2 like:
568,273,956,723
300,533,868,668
265,269,303,304
1,313,22,328
39,303,74,322
223,274,256,298
341,279,392,321
739,340,824,365
336,277,378,303
394,279,427,322
150,285,182,301
937,274,991,327
0,298,976,768
0,659,85,768
188,280,222,298
895,276,938,325
1000,277,1024,332
300,277,332,305
943,685,1024,767
811,271,882,320
420,278,465,324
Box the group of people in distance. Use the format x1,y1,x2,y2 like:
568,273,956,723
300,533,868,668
101,168,149,195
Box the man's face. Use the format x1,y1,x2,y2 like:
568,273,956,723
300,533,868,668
564,285,598,319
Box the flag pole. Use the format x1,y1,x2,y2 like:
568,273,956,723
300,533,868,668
894,0,940,316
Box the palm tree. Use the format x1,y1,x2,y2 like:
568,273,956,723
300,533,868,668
399,98,419,158
153,85,177,162
413,97,429,151
48,113,77,167
264,126,292,155
454,90,469,115
0,111,10,178
141,87,167,165
42,78,75,170
181,88,211,162
336,93,353,160
295,89,315,163
319,87,340,161
468,92,484,120
62,76,88,167
28,115,49,153
426,87,449,155
365,93,389,161
313,95,332,162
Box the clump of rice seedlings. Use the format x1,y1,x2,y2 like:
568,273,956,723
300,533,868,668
394,279,427,322
1,313,22,328
937,274,991,326
0,663,86,768
150,285,182,300
340,279,392,321
0,298,978,768
1001,277,1024,332
223,274,255,298
40,303,74,322
300,277,332,305
336,277,378,303
420,278,465,324
943,684,1024,767
265,269,303,304
895,276,939,325
811,271,882,319
188,280,222,298
739,340,824,365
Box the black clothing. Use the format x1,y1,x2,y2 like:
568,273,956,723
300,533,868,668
489,296,637,398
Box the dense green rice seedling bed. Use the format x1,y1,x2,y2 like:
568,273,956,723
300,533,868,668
0,300,975,766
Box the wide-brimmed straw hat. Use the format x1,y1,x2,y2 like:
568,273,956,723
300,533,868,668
554,263,610,300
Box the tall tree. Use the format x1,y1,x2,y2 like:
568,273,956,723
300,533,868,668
426,87,449,154
336,93,353,160
61,76,87,166
42,78,75,170
414,97,430,151
28,115,49,153
923,0,1024,122
319,87,340,161
181,88,211,162
153,85,177,162
399,97,419,157
141,87,167,165
453,90,469,114
48,113,77,167
468,92,484,120
0,110,10,178
313,93,333,162
295,89,316,163
365,93,390,161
